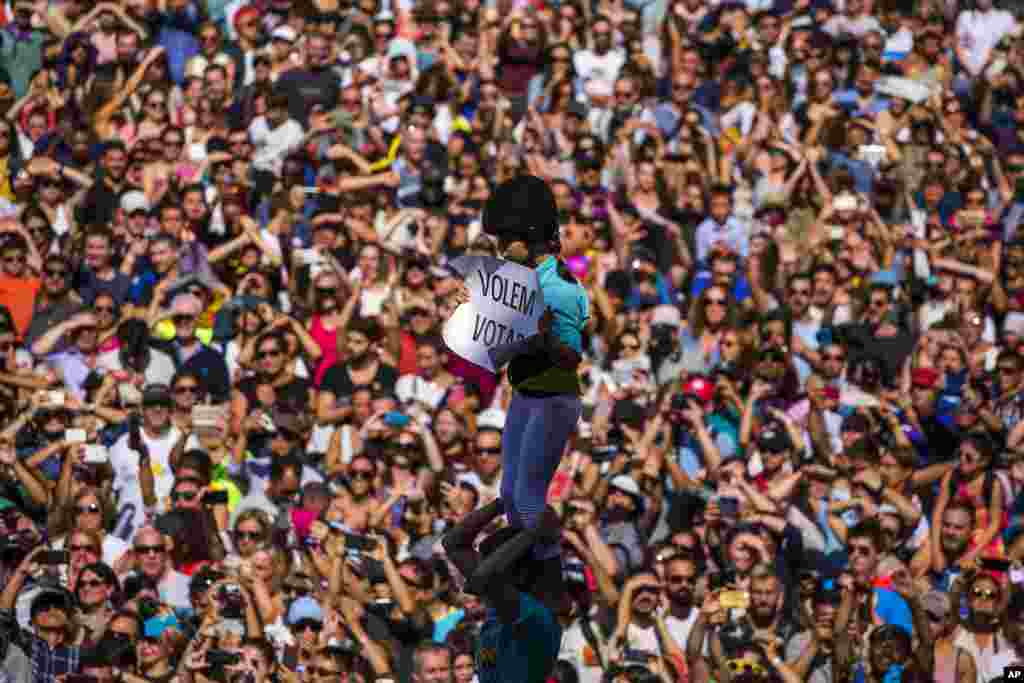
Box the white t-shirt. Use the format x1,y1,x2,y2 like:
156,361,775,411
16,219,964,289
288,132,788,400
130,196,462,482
395,373,448,410
159,569,193,610
956,9,1016,75
248,116,304,175
109,426,183,540
573,49,626,96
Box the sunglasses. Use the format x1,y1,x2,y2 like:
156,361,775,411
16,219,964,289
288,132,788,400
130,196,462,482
973,587,998,599
77,578,106,588
70,544,98,553
44,268,66,278
75,504,101,515
172,490,198,501
235,530,262,541
292,620,322,633
172,314,195,325
667,574,695,584
351,470,374,480
174,385,200,395
706,297,727,306
477,446,501,457
727,660,766,676
135,544,164,555
256,349,282,360
306,668,341,677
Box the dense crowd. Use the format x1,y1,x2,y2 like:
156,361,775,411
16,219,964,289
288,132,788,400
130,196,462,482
2,0,1024,681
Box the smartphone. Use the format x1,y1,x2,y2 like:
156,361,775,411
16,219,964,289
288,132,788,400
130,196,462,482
40,550,69,565
294,248,321,265
717,496,740,518
623,648,655,665
66,676,98,683
73,463,100,485
258,412,276,433
344,533,377,552
564,558,587,583
590,445,619,463
708,570,736,591
383,411,411,429
282,646,299,672
365,599,395,619
206,649,241,667
82,444,108,464
980,558,1012,572
45,390,65,407
719,590,751,610
64,428,87,444
202,490,229,505
834,195,858,212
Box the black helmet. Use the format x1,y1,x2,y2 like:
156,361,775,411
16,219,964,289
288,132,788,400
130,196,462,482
482,175,559,245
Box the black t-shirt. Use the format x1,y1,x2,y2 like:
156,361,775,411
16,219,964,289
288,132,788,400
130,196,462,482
180,347,232,404
320,361,398,399
276,67,341,126
236,375,314,414
76,173,121,228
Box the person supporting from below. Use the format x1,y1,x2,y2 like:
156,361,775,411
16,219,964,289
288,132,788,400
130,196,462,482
441,498,566,683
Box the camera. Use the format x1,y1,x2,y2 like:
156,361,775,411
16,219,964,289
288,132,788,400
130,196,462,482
207,649,242,668
649,323,677,360
0,530,35,564
219,584,244,619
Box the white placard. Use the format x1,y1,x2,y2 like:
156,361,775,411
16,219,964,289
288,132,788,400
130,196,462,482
442,256,544,372
875,76,933,104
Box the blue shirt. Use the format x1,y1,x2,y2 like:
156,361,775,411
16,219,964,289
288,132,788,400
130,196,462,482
537,256,588,354
477,594,562,683
694,216,749,264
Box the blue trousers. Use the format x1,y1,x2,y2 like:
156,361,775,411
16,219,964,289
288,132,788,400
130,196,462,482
500,392,581,558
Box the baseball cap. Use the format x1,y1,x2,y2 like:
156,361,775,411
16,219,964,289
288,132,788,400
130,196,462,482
30,588,74,620
271,25,297,42
121,191,150,215
651,305,681,327
757,425,792,453
476,408,506,431
142,384,173,407
301,481,331,503
287,596,324,625
609,475,644,511
683,376,714,403
911,367,940,389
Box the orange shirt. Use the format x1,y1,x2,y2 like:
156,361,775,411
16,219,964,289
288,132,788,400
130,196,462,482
0,275,41,338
